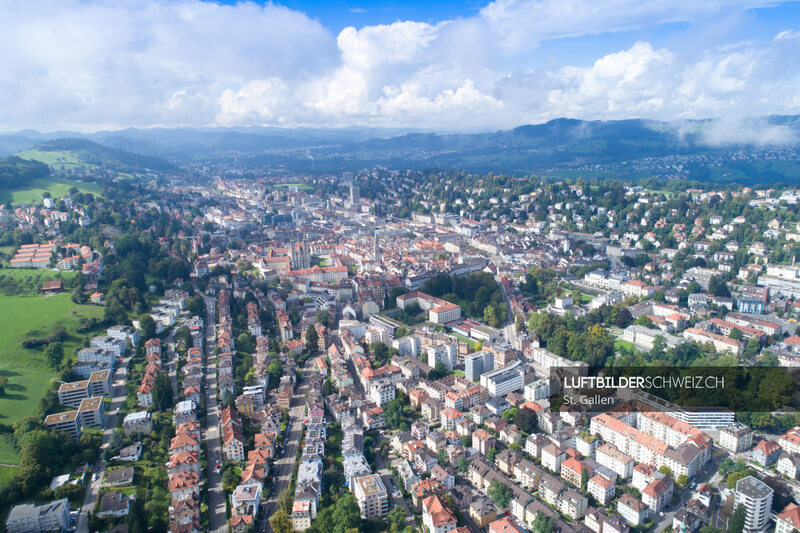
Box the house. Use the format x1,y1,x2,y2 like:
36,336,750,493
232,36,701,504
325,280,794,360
588,475,615,505
105,467,134,487
752,439,781,467
431,464,454,492
118,442,142,462
777,452,800,479
489,516,525,533
422,495,457,533
470,498,497,528
97,492,132,518
230,515,254,533
617,494,649,526
642,477,673,513
776,503,800,533
231,483,262,517
122,410,152,435
541,444,565,474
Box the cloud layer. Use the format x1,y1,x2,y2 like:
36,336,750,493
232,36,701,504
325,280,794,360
1,0,800,132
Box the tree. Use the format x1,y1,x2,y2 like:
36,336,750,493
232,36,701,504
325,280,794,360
383,398,407,431
531,511,554,533
278,488,293,513
331,492,361,533
44,342,64,369
487,480,512,509
457,457,469,474
487,448,498,463
744,337,761,358
677,474,690,488
428,362,448,381
658,465,673,478
437,448,448,466
728,504,746,533
728,328,743,341
514,408,537,434
139,315,157,341
580,468,589,492
305,325,319,353
0,375,7,396
615,308,633,328
270,509,294,533
152,372,172,411
709,276,731,298
388,506,405,532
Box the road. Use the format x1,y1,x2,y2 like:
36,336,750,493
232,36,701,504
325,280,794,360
77,354,131,532
199,290,228,533
260,362,314,532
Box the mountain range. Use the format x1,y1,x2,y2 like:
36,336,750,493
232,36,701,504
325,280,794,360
2,116,799,182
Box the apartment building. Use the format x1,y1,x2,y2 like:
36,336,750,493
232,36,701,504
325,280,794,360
354,474,389,519
44,410,81,439
719,423,754,453
734,476,773,532
58,380,90,408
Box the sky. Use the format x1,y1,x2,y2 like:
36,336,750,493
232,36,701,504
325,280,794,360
2,0,800,133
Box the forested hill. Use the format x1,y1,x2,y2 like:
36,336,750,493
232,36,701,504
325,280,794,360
0,156,50,189
36,138,179,173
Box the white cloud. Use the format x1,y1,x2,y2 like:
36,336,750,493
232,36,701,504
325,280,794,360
1,0,800,132
775,29,800,41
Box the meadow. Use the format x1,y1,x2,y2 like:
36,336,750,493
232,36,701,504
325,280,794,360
0,293,104,434
0,175,102,205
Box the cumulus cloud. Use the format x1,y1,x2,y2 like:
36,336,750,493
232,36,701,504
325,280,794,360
1,0,800,133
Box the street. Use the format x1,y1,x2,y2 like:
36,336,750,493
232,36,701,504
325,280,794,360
200,291,228,533
259,362,314,532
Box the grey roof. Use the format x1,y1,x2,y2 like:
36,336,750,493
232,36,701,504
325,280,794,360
736,476,773,499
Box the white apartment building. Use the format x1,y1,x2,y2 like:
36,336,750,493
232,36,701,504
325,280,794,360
734,476,773,532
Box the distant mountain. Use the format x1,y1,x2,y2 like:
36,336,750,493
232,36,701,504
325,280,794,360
2,116,799,183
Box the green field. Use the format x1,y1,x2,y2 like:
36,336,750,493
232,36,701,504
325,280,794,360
0,293,104,432
0,268,76,293
17,149,95,171
0,175,102,205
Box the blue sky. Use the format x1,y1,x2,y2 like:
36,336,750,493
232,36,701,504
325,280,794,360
1,0,800,134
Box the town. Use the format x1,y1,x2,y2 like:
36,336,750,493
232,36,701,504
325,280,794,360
2,170,800,533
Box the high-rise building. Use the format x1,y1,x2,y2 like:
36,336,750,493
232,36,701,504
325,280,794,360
465,351,493,382
734,476,773,532
349,183,360,205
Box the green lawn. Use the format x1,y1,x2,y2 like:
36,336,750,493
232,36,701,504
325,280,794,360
0,466,19,485
0,293,104,429
0,175,102,204
614,339,638,353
